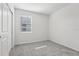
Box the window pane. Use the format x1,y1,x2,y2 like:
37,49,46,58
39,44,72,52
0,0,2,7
21,17,27,24
26,24,31,27
21,28,26,31
21,24,26,27
21,16,31,24
26,16,31,24
26,27,31,32
21,16,32,32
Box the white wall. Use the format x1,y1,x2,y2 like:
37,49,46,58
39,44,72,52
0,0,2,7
15,9,49,45
49,4,79,51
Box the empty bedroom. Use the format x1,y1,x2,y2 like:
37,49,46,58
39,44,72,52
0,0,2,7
0,2,79,56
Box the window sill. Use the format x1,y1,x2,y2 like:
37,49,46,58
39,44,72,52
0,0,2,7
21,32,32,33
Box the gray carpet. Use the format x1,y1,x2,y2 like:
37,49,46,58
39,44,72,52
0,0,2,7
9,40,79,56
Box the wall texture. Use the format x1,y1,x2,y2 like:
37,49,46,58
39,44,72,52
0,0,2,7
49,4,79,51
15,9,49,45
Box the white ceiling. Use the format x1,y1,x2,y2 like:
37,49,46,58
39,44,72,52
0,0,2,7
12,3,70,15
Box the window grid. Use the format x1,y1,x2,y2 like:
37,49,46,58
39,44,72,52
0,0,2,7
21,16,32,32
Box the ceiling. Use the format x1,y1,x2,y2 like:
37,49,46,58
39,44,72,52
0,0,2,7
12,3,70,15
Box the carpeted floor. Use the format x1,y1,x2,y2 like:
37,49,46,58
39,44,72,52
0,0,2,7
9,40,79,56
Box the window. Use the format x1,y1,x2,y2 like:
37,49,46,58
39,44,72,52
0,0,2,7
21,16,32,32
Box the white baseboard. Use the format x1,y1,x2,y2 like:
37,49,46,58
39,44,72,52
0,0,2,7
15,39,49,46
50,39,79,52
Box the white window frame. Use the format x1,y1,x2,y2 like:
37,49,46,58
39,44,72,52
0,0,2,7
20,15,32,33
